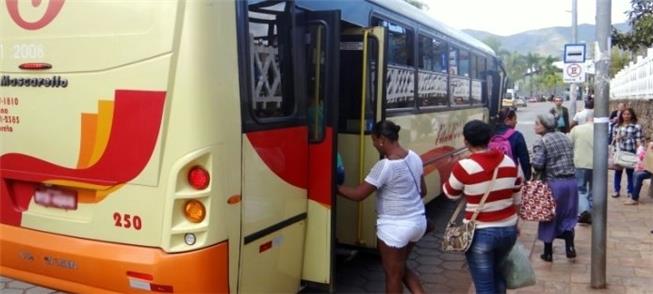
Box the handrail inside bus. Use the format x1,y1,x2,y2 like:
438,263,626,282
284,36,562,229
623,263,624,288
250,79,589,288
421,147,468,167
357,29,370,245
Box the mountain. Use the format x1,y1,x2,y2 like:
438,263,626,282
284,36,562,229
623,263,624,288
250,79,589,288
463,23,630,58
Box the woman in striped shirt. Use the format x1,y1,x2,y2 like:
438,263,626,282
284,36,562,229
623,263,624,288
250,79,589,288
443,120,521,294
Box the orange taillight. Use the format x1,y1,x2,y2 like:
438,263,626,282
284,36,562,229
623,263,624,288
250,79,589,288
184,200,206,223
188,166,210,190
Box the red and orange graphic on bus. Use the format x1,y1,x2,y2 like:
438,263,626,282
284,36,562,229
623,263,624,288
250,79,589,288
6,0,66,30
0,90,166,226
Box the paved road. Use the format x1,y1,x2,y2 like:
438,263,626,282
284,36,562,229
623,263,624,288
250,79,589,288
515,100,584,146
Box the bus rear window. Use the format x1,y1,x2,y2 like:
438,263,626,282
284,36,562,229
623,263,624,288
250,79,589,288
247,2,295,119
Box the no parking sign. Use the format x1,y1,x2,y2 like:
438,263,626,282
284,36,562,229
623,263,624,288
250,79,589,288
563,63,585,83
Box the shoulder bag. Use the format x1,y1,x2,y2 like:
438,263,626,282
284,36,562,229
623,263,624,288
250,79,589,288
519,137,556,221
442,166,499,253
519,177,556,222
611,125,637,169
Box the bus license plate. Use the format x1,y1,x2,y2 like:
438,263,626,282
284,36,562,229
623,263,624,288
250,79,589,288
34,188,78,210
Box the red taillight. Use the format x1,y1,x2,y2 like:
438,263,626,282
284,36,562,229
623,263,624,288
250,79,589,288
188,166,210,190
19,63,52,70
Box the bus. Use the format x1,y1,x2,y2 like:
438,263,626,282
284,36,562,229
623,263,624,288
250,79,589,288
0,0,506,292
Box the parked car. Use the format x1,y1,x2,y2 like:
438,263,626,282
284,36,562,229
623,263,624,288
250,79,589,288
528,97,538,103
514,98,527,107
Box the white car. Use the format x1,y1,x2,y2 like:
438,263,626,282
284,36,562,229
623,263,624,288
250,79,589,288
514,98,527,107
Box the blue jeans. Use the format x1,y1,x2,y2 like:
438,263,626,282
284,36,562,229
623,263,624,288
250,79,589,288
614,168,634,194
465,226,518,294
576,168,593,213
632,171,652,201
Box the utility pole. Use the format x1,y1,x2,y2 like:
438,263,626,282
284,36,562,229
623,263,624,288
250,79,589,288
569,0,578,115
592,0,610,288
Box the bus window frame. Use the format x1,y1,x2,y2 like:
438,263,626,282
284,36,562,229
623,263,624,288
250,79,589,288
470,53,487,106
306,20,329,143
370,14,417,116
416,30,450,110
238,0,307,132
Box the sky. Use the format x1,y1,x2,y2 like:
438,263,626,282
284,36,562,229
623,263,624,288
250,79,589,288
423,0,631,36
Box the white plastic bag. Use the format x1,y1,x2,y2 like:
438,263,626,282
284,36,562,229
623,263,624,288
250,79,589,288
499,241,536,289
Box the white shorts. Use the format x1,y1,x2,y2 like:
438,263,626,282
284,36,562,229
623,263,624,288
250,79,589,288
376,216,427,248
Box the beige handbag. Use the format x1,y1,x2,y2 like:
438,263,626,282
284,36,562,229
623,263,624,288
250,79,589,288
442,167,499,252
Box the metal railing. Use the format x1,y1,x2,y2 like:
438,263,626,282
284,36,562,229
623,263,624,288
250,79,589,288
610,47,653,100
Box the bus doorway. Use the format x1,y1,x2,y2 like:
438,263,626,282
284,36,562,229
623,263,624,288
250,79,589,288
336,27,386,250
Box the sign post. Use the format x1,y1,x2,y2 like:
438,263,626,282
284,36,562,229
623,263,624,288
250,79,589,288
563,43,586,114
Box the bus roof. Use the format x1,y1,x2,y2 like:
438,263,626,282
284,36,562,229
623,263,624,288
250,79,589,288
296,0,496,57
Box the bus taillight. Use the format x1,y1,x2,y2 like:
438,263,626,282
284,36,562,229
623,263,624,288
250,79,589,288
184,199,206,223
187,166,210,190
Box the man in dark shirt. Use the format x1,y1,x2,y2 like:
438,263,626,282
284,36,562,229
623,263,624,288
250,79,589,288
549,97,570,133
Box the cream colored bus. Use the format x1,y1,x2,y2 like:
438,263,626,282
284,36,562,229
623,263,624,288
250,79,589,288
0,0,505,292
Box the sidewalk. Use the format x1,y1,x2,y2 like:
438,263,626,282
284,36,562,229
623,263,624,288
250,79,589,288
509,177,653,293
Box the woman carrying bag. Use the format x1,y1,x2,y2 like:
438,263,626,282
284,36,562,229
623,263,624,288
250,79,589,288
611,108,644,202
531,113,578,262
442,120,522,294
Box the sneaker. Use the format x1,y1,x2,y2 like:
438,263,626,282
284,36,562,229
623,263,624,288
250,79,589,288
624,198,639,205
611,193,620,198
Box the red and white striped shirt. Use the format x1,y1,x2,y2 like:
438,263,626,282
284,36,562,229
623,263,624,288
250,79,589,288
443,149,522,228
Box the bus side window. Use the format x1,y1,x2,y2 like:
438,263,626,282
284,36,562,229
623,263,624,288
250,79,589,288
376,18,415,110
471,54,486,105
417,34,448,108
248,2,296,119
448,46,471,106
306,24,327,142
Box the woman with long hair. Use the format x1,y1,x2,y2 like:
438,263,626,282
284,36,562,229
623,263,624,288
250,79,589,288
611,108,644,203
531,113,578,262
337,120,426,294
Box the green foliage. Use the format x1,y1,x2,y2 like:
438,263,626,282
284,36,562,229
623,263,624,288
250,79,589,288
610,48,632,77
612,0,653,53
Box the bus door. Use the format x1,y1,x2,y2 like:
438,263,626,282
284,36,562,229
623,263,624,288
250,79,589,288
336,27,385,249
301,10,341,288
239,1,310,293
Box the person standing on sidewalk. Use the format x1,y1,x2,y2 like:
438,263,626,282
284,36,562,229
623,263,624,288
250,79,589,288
337,120,426,294
611,108,644,201
569,112,594,224
531,113,578,262
493,107,532,181
570,99,594,130
549,97,570,133
443,120,521,294
628,141,653,205
609,102,627,144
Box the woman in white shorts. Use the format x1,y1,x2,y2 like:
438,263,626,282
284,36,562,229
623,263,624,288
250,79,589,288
338,120,427,294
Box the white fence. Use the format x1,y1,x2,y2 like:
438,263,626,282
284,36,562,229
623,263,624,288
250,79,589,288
611,48,653,100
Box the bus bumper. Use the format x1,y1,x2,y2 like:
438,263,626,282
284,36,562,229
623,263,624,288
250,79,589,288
0,224,229,293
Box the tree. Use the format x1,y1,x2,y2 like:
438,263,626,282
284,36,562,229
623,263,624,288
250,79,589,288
612,0,653,53
610,48,632,77
403,0,429,10
525,53,543,97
